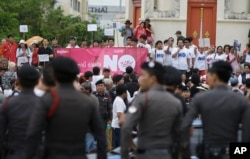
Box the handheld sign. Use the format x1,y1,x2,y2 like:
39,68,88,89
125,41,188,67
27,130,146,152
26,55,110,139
87,24,97,32
104,28,114,36
17,56,29,66
19,25,28,33
38,54,49,62
0,58,8,70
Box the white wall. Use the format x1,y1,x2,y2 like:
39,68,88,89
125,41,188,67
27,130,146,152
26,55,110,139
216,20,250,49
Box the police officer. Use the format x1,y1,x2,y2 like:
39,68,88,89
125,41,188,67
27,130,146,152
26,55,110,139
121,61,183,159
93,79,112,128
0,65,40,159
25,57,107,159
181,61,250,159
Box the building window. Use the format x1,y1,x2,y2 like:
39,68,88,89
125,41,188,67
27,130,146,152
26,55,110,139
77,1,80,12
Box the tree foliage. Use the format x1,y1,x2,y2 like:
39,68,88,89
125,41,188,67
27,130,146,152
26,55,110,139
0,0,104,46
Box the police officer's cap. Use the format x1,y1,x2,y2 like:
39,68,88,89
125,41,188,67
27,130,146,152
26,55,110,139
17,64,40,82
141,61,165,84
95,79,104,86
52,56,80,83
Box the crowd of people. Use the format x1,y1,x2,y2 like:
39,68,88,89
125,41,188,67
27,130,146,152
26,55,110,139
0,19,250,159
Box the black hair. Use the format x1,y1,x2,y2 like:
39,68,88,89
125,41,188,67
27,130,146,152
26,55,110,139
155,40,162,47
7,34,14,38
208,61,232,83
217,46,223,52
42,63,56,87
244,63,250,68
141,61,165,84
19,78,38,89
246,79,250,88
139,34,147,40
116,84,127,96
191,73,200,85
126,36,132,40
164,66,182,86
131,37,138,43
84,71,93,80
163,39,168,44
93,66,100,75
126,66,133,74
184,37,191,43
223,44,231,52
247,43,250,48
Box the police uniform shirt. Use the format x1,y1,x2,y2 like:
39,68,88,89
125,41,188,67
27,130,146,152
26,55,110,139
121,85,183,158
181,85,250,144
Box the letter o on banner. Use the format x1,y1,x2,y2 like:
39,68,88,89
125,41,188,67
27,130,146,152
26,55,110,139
118,55,136,72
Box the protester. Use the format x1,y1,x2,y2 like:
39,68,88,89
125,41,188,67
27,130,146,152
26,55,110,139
184,37,196,68
175,30,185,44
0,39,6,58
145,18,154,45
0,65,40,159
25,57,107,159
1,62,16,91
2,34,18,63
230,76,243,94
133,21,146,41
172,39,191,74
194,47,207,76
92,40,100,48
16,39,32,66
81,38,88,48
50,37,61,51
151,40,164,65
181,61,250,159
125,36,132,47
91,66,103,92
214,45,227,61
66,36,80,48
130,37,138,47
103,68,111,79
137,34,152,61
119,20,133,46
111,84,127,149
38,38,54,67
163,37,174,66
228,46,240,73
31,40,40,67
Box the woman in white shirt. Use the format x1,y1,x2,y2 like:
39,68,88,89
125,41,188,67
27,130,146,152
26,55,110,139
16,40,32,66
214,46,226,61
194,47,207,76
151,40,164,65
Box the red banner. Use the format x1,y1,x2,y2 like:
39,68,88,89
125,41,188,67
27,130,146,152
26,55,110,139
55,48,147,74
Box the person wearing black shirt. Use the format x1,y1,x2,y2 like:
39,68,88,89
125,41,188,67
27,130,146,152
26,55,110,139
38,38,53,67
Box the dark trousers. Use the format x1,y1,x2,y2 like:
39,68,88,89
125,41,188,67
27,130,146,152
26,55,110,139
112,127,121,149
136,149,172,159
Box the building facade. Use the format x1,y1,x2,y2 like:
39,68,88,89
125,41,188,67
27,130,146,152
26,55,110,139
88,5,125,28
116,0,250,49
54,0,88,20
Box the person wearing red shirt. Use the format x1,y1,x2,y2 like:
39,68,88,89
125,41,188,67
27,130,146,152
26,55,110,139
2,35,18,63
31,40,40,67
133,21,146,41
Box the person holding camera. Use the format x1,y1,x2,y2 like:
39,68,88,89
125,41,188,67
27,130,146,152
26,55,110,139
119,20,133,46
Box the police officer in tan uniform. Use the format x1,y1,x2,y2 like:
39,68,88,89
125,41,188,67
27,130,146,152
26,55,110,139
181,61,250,159
121,61,183,159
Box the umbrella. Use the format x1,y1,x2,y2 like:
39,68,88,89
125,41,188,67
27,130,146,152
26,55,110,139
26,36,43,46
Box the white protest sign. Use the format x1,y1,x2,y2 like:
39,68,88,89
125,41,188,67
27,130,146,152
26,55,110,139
204,38,210,47
87,24,97,31
104,29,114,36
19,25,28,33
38,54,49,62
17,56,29,66
198,38,205,48
113,22,121,29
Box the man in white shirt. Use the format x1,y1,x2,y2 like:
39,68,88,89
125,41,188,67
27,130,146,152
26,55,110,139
151,40,164,65
172,39,190,75
111,84,127,148
163,37,174,66
137,34,152,61
66,36,80,48
91,66,103,92
184,37,196,68
194,47,207,76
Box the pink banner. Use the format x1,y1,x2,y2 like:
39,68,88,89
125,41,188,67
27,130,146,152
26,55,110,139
55,48,147,74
